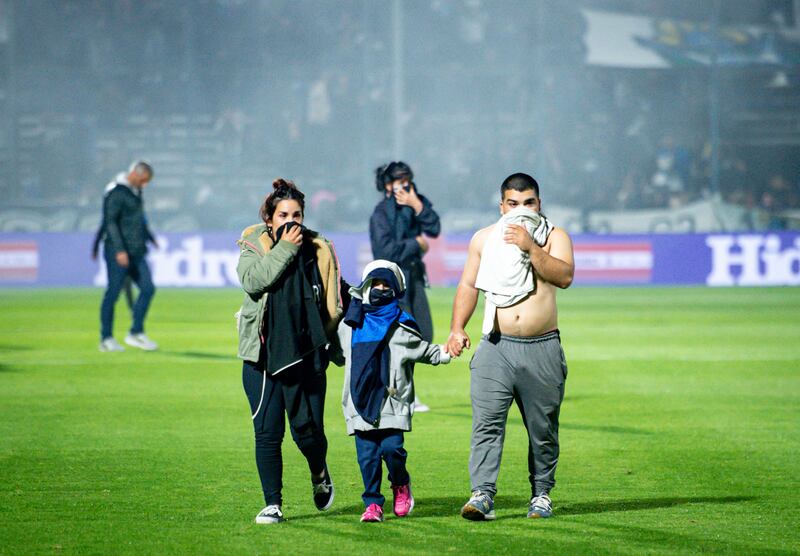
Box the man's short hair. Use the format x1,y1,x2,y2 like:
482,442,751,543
501,172,539,198
129,160,154,178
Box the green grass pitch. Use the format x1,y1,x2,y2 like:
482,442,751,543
1,286,799,554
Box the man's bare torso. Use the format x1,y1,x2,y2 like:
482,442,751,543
474,224,559,337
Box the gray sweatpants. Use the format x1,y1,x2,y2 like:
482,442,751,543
469,330,568,498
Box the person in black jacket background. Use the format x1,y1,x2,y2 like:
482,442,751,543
92,190,137,313
98,161,159,352
369,161,441,412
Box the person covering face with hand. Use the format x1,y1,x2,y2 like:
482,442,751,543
236,178,344,525
338,260,450,522
446,172,574,522
369,161,441,413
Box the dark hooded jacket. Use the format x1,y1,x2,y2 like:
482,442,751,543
368,195,441,281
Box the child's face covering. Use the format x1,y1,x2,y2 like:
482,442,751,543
368,279,396,306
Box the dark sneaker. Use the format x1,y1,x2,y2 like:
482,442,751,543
527,493,553,518
461,491,495,521
255,505,284,524
312,470,335,511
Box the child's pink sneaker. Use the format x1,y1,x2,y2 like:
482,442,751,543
360,503,384,522
391,483,414,517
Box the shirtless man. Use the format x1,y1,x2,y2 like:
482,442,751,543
446,172,574,521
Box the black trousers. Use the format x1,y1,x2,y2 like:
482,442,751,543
400,273,433,343
242,356,328,506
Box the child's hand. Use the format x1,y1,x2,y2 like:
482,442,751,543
436,345,451,364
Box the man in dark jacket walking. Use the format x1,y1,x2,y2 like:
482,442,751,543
98,161,159,352
369,161,441,411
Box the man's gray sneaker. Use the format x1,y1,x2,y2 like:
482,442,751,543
461,491,496,521
255,505,284,524
124,333,158,351
527,493,552,518
99,337,125,352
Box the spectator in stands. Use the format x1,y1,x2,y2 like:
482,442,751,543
719,153,751,206
370,162,441,413
765,174,795,208
98,161,159,352
617,169,644,210
647,135,689,208
760,174,795,229
759,190,784,230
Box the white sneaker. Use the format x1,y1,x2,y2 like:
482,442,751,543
413,395,430,413
255,505,285,524
99,337,125,352
124,333,158,351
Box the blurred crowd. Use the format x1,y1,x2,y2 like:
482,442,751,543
1,0,798,232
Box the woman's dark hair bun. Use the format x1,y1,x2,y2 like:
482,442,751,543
273,178,297,191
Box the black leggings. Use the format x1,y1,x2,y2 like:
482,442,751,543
242,358,328,506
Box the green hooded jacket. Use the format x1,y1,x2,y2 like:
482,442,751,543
235,223,344,363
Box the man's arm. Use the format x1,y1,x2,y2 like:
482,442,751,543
530,228,574,288
91,220,105,260
103,189,129,266
144,216,158,248
504,225,574,289
445,229,485,356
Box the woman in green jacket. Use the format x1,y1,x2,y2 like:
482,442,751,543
236,178,344,524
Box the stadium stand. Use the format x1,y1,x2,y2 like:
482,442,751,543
0,1,798,233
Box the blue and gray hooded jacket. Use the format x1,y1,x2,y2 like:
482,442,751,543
339,260,449,435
